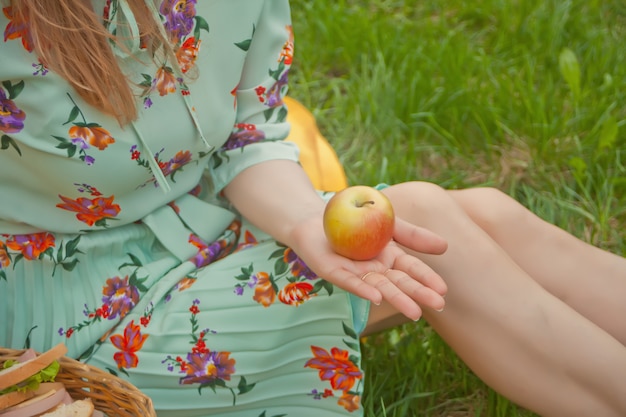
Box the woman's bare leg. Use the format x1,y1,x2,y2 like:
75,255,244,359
365,182,626,417
448,187,626,345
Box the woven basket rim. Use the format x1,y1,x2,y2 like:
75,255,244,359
0,347,156,417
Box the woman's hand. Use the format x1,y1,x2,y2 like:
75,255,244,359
223,160,447,320
288,214,448,321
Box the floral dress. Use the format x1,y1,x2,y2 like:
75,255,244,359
0,1,369,415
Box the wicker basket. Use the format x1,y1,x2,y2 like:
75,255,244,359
0,347,156,417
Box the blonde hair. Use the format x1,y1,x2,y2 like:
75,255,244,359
9,0,170,125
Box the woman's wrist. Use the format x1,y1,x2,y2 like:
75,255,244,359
223,159,327,246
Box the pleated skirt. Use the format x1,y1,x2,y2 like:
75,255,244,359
1,216,370,416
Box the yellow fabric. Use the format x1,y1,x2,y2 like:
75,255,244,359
284,97,348,192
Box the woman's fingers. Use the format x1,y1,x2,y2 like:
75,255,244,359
393,217,448,255
360,269,424,320
393,251,448,297
354,248,446,319
325,265,384,305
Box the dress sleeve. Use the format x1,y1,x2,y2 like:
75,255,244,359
208,0,300,196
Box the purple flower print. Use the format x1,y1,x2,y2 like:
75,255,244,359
0,88,26,133
284,247,317,280
71,137,90,150
179,350,236,385
70,137,96,165
265,71,289,108
160,0,197,43
102,276,140,319
160,150,192,176
189,234,227,268
233,274,258,296
221,129,265,151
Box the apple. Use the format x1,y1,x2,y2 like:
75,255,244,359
323,185,395,261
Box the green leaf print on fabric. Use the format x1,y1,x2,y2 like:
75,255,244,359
130,145,194,188
0,135,22,156
53,93,116,166
258,412,287,417
234,24,254,52
0,233,82,281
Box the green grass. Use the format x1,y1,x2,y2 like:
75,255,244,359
288,0,626,415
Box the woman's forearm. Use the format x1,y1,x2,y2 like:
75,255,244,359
222,159,327,246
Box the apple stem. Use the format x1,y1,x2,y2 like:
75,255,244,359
356,200,376,208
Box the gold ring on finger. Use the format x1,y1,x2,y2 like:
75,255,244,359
361,271,376,281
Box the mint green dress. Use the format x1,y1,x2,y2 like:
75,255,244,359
0,1,369,415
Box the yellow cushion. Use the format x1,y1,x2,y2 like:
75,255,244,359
284,97,348,192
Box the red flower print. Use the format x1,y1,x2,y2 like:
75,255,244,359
278,281,315,306
0,245,9,268
338,392,360,413
168,201,180,214
252,272,276,307
4,232,55,260
3,6,34,52
305,346,363,392
57,194,121,226
230,84,238,108
176,37,200,73
254,86,266,101
89,304,111,319
102,276,140,319
279,25,294,65
192,332,209,354
175,276,196,291
68,125,115,151
110,320,149,369
155,66,177,96
236,229,258,251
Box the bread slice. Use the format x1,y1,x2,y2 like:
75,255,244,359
0,344,68,392
0,389,36,410
39,398,94,417
0,383,66,417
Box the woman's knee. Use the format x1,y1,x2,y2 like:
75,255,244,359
383,181,453,214
449,187,534,232
382,181,475,232
384,183,536,234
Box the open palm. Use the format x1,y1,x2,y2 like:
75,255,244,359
287,215,448,321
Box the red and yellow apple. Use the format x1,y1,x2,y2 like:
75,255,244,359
323,185,395,261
